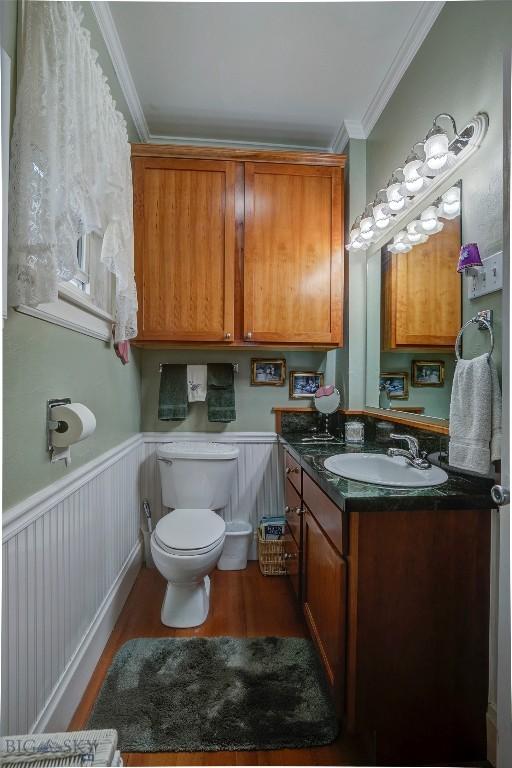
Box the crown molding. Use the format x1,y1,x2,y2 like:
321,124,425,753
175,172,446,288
91,1,150,142
331,119,366,153
331,122,349,153
92,0,443,153
361,1,445,137
148,133,326,151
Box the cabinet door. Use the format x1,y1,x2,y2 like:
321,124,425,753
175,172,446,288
382,217,461,348
303,507,346,700
133,157,236,341
285,478,302,547
243,162,343,344
284,530,300,600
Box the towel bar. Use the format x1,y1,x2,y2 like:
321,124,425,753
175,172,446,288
159,362,239,373
455,309,494,361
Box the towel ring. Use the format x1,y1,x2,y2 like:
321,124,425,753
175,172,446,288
455,315,494,361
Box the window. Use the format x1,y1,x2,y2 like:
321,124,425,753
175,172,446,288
16,232,115,341
69,237,91,294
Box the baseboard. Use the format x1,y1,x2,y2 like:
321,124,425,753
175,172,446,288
487,703,497,766
31,541,143,734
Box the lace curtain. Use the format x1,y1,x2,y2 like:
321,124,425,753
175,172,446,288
8,1,137,341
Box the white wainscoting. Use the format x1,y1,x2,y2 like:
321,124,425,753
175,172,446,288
1,435,143,737
141,432,282,559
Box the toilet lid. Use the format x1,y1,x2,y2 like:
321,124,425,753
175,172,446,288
154,509,226,551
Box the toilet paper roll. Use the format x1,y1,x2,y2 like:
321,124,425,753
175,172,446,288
50,403,96,447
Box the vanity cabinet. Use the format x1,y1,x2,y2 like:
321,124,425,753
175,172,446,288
280,445,491,765
132,145,345,346
382,217,461,349
302,506,346,706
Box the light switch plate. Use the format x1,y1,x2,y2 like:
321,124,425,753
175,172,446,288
467,251,503,299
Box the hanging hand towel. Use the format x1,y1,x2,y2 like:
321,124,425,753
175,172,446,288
449,354,502,474
187,365,207,402
158,364,188,421
489,358,502,462
207,364,236,423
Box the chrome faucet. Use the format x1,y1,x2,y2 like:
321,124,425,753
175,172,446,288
387,433,432,470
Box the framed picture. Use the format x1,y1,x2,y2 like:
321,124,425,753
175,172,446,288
251,358,286,386
379,372,409,400
289,371,324,399
412,360,445,387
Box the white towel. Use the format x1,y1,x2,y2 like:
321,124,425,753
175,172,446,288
187,364,207,402
449,354,502,474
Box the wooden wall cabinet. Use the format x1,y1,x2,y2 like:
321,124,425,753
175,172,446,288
244,163,343,344
382,217,461,349
132,145,345,346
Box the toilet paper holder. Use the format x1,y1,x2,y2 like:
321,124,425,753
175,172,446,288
47,397,71,453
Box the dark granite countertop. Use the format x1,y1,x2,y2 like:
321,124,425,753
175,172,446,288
280,433,494,512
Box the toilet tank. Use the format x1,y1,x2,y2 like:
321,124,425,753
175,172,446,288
157,442,239,510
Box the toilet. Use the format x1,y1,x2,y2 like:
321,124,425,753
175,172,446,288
151,441,239,628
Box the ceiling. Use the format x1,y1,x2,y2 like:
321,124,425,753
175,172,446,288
97,1,444,150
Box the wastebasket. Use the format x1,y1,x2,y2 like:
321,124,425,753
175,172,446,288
217,521,253,570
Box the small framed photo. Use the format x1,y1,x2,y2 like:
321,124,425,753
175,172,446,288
289,371,324,399
379,372,409,400
412,360,445,387
251,358,286,386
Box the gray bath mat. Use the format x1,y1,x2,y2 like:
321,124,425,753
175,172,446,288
87,636,338,752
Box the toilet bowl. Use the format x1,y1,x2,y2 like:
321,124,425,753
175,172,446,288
152,441,239,628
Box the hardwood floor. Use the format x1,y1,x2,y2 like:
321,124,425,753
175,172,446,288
70,564,367,766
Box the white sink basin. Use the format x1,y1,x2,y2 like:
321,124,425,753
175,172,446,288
323,452,448,488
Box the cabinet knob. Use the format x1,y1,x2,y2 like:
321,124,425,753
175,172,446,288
245,331,253,341
284,505,290,514
286,466,299,475
224,331,231,340
284,552,297,560
295,507,304,517
491,485,510,507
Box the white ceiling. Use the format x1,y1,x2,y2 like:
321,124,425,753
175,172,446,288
98,1,444,150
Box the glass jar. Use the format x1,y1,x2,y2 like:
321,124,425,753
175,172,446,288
345,421,365,444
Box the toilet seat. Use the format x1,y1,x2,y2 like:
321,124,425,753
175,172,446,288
154,508,226,556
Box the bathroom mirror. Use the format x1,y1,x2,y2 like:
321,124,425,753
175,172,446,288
365,182,462,420
313,386,341,440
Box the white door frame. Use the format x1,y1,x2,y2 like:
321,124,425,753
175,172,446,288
497,49,512,768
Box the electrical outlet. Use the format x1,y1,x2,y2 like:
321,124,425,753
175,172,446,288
467,251,503,299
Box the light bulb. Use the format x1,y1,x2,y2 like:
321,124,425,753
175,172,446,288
373,201,391,229
403,158,428,194
438,185,461,218
386,182,406,212
392,230,412,253
419,205,439,232
424,131,449,171
406,220,428,244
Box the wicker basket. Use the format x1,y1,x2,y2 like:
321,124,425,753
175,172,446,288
258,534,287,576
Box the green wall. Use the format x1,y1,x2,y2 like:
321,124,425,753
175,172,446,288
2,2,141,509
365,0,511,379
141,349,328,433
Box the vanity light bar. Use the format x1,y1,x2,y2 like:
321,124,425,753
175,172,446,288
347,112,488,253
